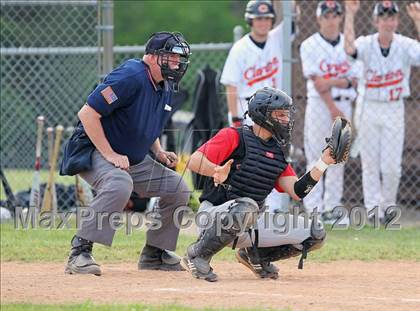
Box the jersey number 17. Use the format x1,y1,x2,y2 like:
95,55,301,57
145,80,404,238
389,87,403,101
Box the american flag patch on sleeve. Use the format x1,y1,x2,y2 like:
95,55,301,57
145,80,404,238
101,86,118,105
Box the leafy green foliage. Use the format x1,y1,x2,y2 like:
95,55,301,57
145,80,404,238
114,1,247,45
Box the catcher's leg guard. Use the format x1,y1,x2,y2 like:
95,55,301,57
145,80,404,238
260,219,325,269
238,219,326,278
182,197,258,282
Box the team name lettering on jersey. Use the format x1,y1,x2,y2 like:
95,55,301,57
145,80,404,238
319,59,351,79
244,57,279,86
365,69,404,88
300,33,358,100
353,33,419,102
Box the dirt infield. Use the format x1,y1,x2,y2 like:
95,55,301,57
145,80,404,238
2,260,420,310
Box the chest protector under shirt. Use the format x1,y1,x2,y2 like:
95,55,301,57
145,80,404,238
200,126,288,208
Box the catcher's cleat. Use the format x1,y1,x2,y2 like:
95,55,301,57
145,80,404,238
65,235,101,276
138,244,185,271
181,255,218,282
236,248,279,280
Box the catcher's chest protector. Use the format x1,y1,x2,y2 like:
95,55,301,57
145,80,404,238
226,127,288,207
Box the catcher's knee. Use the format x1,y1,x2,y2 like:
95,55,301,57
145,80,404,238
223,197,259,234
186,198,259,260
308,218,326,250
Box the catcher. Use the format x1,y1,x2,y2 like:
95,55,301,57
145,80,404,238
182,87,352,282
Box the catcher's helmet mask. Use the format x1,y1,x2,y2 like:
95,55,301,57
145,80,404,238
245,0,276,26
145,31,191,91
247,87,295,146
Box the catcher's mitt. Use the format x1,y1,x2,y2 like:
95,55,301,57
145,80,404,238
325,117,352,163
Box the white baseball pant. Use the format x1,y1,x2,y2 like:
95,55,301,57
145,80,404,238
358,100,404,218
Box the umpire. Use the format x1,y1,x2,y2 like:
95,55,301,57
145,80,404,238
60,32,191,275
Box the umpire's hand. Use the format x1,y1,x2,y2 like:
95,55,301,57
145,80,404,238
104,152,130,170
156,150,178,168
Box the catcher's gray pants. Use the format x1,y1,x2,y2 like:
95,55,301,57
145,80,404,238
77,150,190,250
198,200,313,248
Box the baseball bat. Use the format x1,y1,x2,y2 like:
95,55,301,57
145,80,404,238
75,175,93,207
41,125,64,212
0,167,19,211
29,116,45,209
47,127,58,211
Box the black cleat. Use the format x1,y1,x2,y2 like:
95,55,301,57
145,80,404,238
181,255,218,282
236,248,279,280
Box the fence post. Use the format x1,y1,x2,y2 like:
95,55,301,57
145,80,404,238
281,0,293,96
233,25,244,42
99,0,114,78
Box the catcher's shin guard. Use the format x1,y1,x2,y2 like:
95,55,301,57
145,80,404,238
239,219,326,277
182,197,259,282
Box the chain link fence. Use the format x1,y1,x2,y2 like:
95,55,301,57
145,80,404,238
1,0,99,208
1,0,418,212
292,0,419,211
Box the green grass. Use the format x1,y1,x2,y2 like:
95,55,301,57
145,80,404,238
1,302,287,311
311,225,420,261
1,220,419,263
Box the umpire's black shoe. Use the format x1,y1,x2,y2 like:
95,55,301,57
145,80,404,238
236,248,279,280
138,244,185,271
65,235,101,276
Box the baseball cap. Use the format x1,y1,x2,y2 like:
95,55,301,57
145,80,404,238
245,0,276,20
373,1,399,17
316,0,343,17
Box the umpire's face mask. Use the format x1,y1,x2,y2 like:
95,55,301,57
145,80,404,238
157,42,191,92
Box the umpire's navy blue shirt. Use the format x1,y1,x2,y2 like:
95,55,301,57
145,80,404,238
86,59,173,165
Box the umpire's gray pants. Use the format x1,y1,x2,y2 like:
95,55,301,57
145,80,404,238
77,150,190,250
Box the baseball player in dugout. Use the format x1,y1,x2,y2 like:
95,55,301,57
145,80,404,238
300,0,358,223
61,32,192,276
182,87,352,282
344,1,420,222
